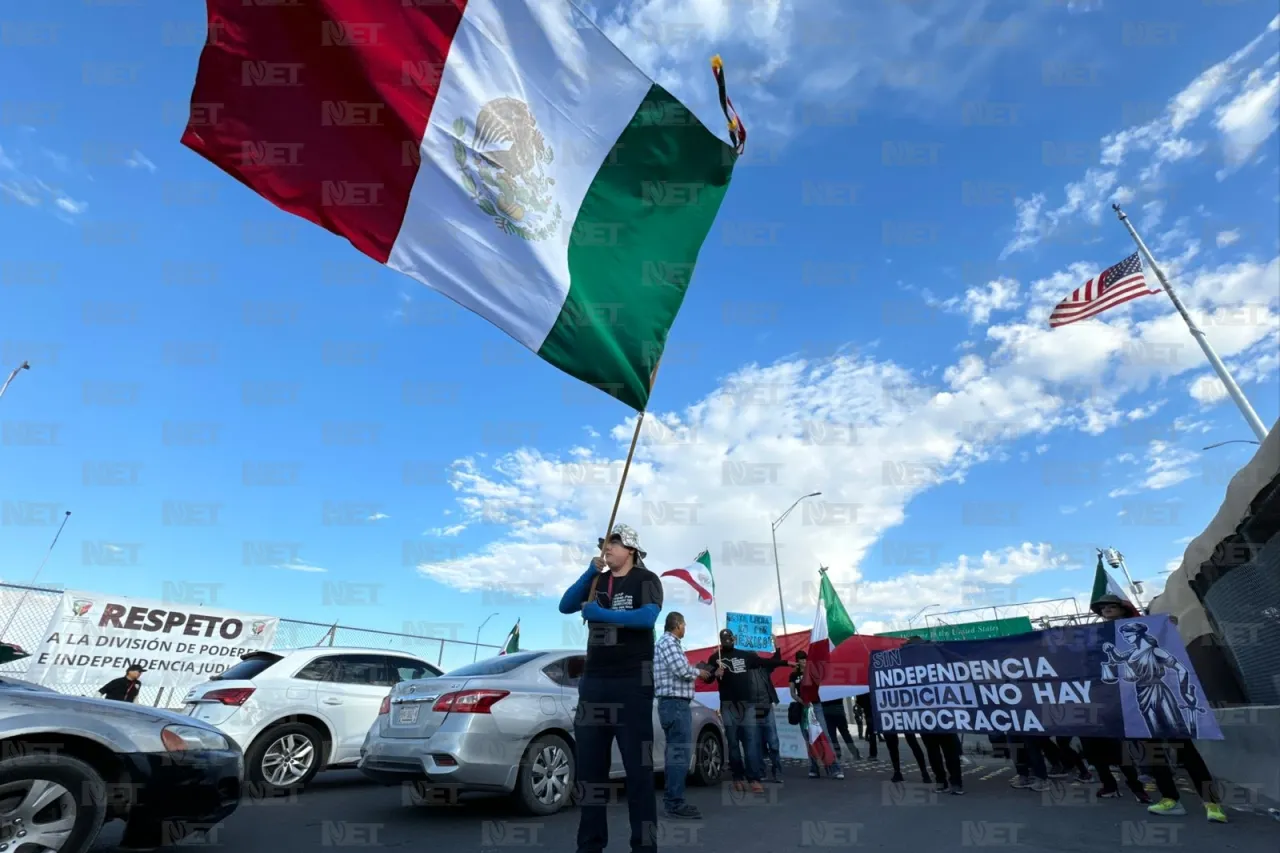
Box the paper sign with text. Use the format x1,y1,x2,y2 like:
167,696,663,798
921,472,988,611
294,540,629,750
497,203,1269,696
726,612,774,652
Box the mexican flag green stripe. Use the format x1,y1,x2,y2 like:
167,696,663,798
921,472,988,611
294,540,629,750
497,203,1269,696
540,85,736,408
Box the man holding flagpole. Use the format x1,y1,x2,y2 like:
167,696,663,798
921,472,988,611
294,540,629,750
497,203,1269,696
558,524,663,853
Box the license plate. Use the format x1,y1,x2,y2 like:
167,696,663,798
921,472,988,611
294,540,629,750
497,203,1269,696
397,705,419,725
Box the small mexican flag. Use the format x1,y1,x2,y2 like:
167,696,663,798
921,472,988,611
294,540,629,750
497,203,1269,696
183,0,741,411
799,572,857,704
661,551,715,605
1091,555,1139,617
499,620,520,656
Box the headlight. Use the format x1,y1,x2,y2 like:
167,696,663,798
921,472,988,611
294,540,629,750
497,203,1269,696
161,724,231,752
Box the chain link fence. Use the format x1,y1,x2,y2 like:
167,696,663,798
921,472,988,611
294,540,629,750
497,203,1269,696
0,582,501,708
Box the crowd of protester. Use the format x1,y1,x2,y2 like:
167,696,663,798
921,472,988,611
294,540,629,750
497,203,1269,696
655,591,1229,825
560,526,1226,853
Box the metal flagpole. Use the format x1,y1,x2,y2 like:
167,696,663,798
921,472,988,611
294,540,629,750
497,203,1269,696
1112,204,1269,442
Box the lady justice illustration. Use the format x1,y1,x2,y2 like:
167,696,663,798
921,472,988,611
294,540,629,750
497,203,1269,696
1101,621,1206,739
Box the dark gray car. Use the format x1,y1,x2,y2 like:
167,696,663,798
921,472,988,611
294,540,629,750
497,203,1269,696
0,674,243,852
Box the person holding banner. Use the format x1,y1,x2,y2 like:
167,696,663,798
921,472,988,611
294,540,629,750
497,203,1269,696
559,524,664,853
1081,593,1151,803
857,691,930,785
703,628,788,793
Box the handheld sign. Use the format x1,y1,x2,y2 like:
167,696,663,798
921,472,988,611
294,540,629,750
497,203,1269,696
726,612,774,653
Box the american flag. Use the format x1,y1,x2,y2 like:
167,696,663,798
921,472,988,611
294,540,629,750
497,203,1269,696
1049,252,1161,329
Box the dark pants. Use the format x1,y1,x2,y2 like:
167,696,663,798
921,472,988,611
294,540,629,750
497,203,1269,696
855,715,864,739
1138,739,1220,804
657,697,692,812
721,701,763,782
922,733,963,788
825,708,859,760
575,676,656,853
883,732,930,779
1052,736,1088,774
1080,737,1144,794
755,705,781,777
1009,736,1047,780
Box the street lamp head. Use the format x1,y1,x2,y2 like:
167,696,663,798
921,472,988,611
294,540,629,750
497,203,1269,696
806,491,822,498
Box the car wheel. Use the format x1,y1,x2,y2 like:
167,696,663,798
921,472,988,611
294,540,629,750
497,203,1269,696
0,751,108,853
514,733,574,816
246,723,324,795
689,728,723,786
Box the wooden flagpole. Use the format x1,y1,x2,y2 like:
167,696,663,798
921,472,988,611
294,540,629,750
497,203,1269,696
585,361,661,606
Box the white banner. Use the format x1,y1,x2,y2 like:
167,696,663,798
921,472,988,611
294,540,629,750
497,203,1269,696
24,589,279,690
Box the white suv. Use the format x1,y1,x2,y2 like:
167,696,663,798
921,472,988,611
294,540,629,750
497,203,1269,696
182,646,442,794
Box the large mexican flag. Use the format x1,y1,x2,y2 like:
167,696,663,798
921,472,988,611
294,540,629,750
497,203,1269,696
183,0,739,410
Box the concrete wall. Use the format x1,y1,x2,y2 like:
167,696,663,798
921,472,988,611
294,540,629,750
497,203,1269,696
1198,705,1280,809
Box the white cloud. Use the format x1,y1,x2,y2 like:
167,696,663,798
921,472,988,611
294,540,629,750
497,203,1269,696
54,196,86,215
1188,339,1280,405
1107,439,1199,497
424,523,468,537
0,136,87,221
1216,229,1241,248
1214,69,1280,177
125,150,157,173
278,561,327,573
952,277,1021,325
1005,17,1280,255
367,512,390,521
589,0,1054,143
1,181,39,207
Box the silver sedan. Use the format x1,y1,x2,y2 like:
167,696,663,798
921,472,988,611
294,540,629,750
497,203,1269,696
358,649,725,814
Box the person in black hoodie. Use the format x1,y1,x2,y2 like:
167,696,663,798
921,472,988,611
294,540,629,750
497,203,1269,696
98,664,143,702
702,628,788,793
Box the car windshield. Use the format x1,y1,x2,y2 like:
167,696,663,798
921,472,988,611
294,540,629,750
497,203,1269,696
441,651,542,677
212,653,282,681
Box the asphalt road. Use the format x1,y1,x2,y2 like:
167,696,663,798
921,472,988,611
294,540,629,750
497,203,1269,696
94,753,1277,852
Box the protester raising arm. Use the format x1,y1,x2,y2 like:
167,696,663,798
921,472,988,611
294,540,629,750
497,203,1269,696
559,557,605,615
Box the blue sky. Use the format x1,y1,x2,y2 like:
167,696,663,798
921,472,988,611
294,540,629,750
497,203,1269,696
2,0,1278,666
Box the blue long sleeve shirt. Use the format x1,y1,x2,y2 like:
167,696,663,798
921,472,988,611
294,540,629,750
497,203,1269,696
558,563,598,615
558,563,659,628
562,561,665,677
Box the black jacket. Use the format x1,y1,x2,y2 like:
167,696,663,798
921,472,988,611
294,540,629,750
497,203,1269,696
99,677,140,702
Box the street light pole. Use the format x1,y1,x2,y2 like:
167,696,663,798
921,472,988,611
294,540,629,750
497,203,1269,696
473,612,499,662
770,491,821,637
0,361,30,402
0,510,70,644
907,603,940,630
